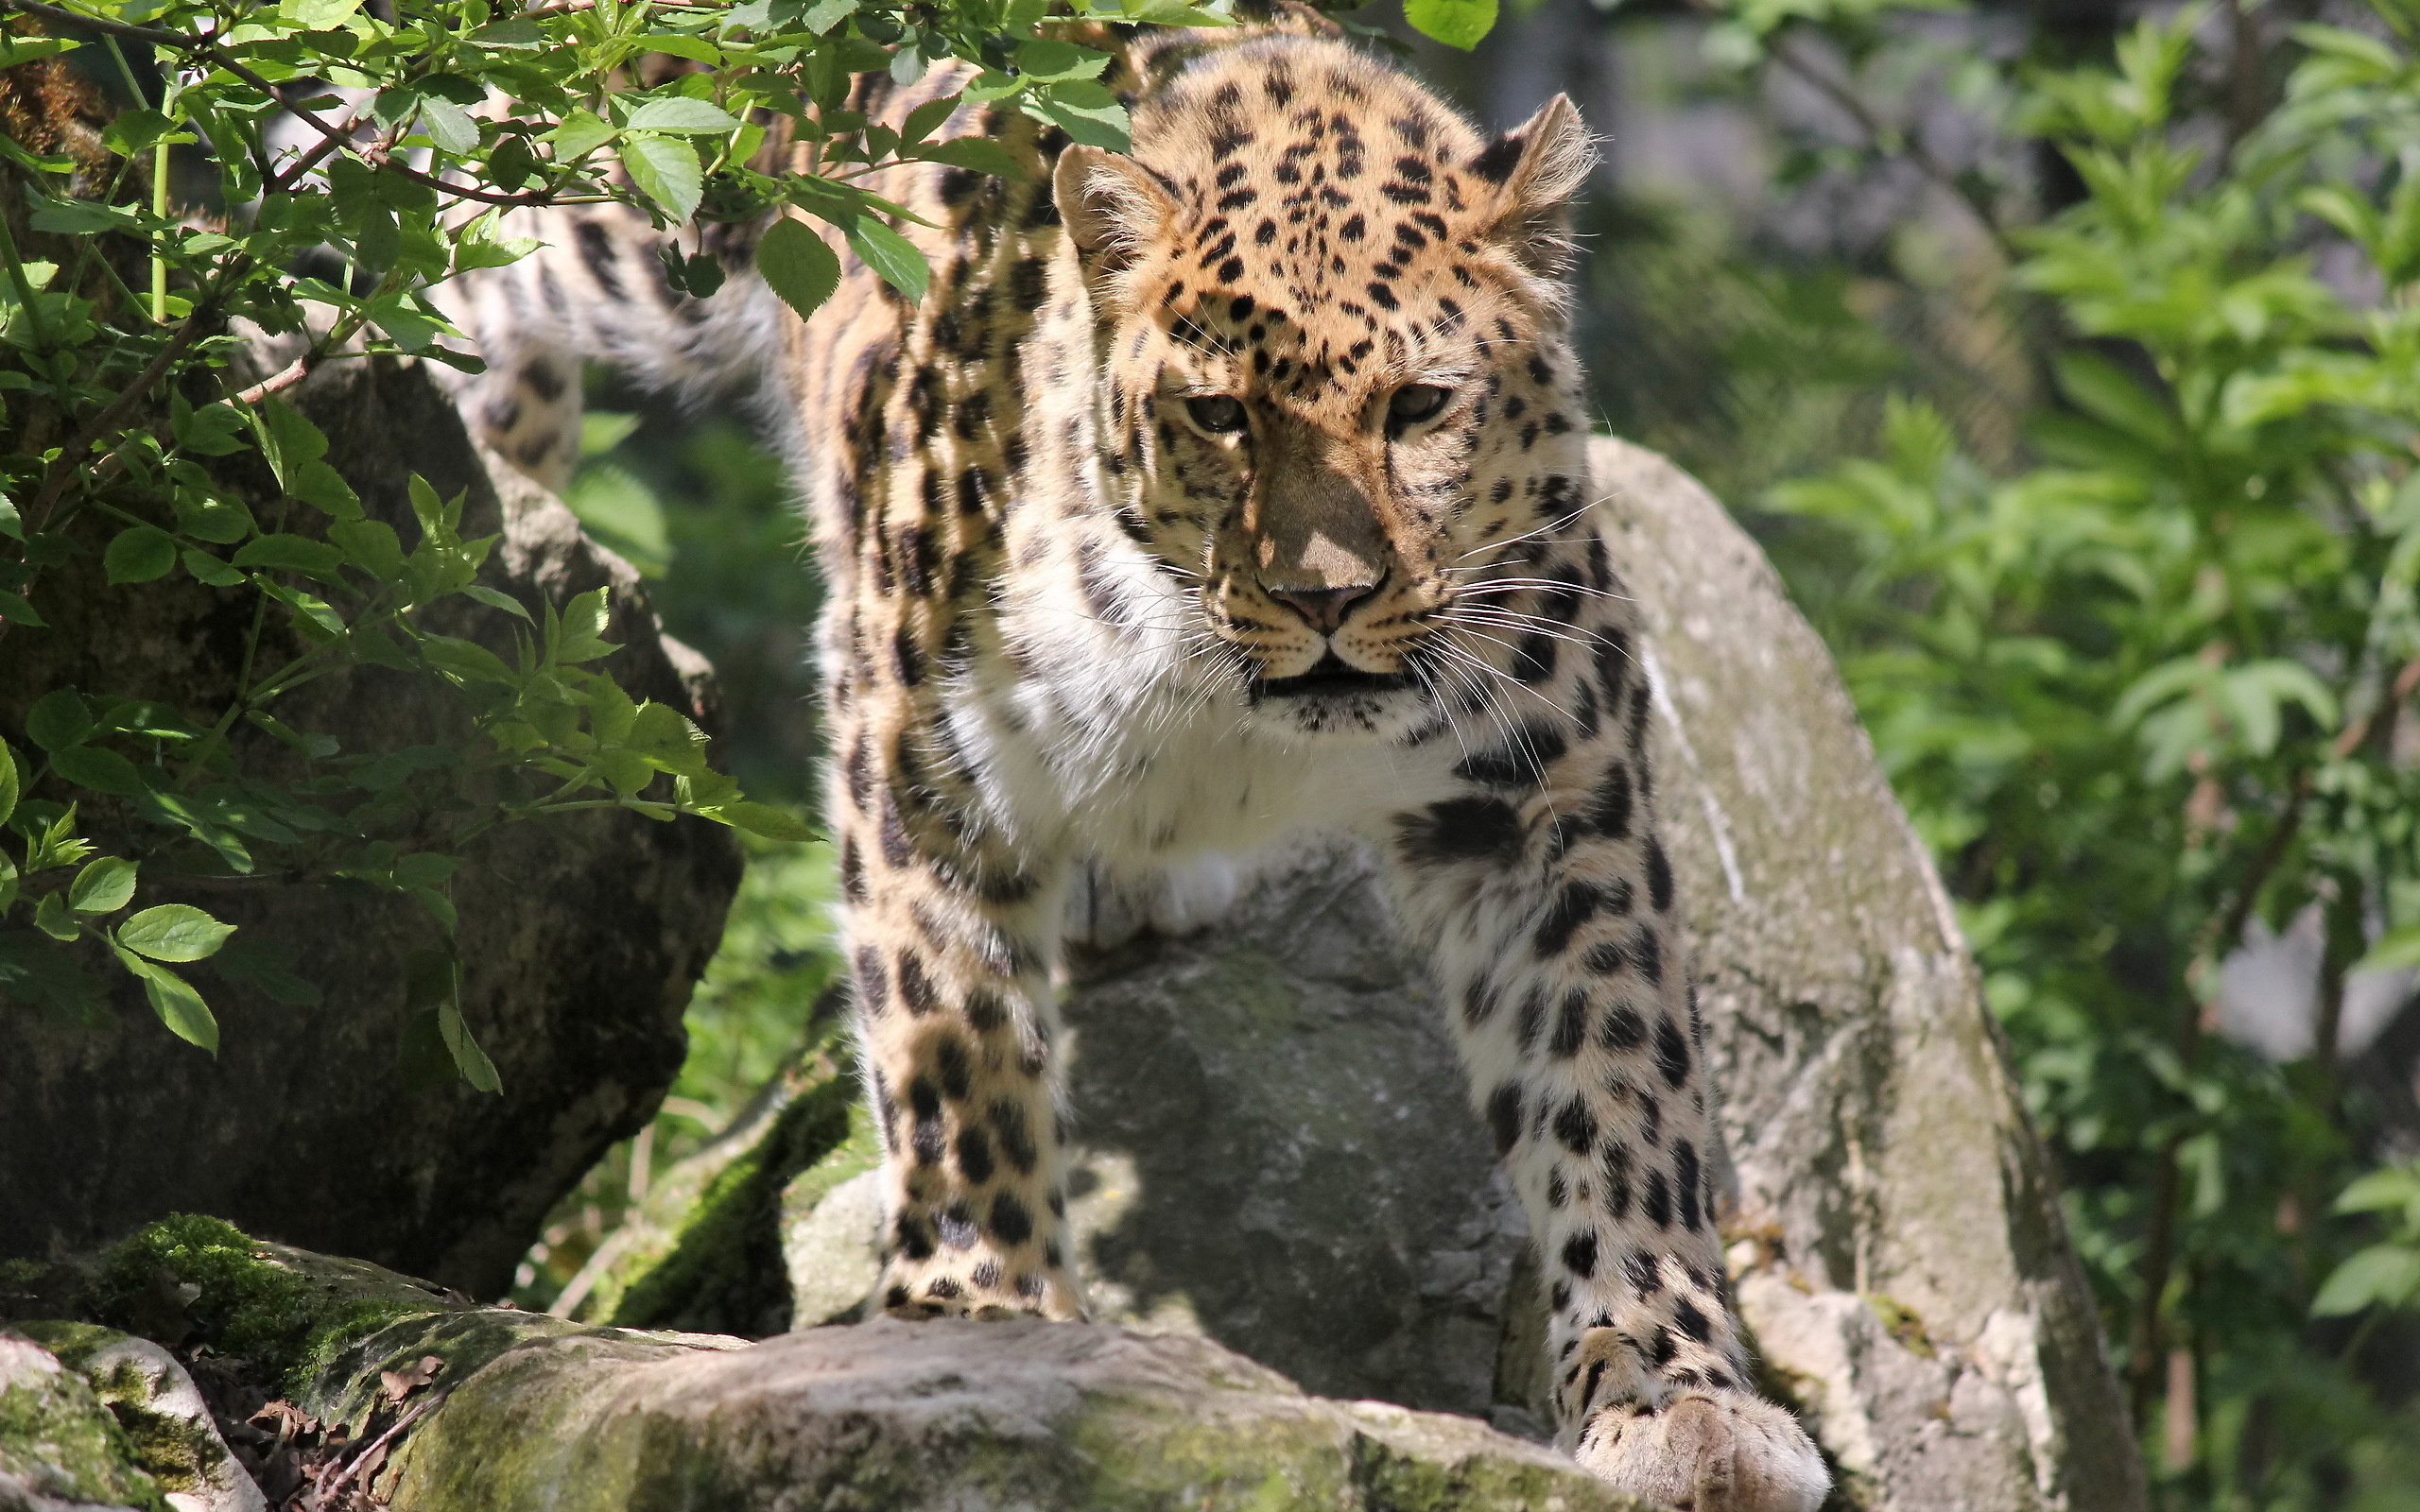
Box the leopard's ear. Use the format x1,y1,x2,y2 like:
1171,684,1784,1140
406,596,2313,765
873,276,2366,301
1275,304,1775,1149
1467,94,1595,279
1053,145,1179,278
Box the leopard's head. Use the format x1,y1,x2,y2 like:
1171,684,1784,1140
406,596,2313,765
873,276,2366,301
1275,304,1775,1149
1054,38,1597,742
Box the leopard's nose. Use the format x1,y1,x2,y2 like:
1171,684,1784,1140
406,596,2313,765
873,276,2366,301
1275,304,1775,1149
1268,580,1380,634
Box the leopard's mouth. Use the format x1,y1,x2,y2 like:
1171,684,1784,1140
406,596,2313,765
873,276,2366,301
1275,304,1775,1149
1249,652,1415,702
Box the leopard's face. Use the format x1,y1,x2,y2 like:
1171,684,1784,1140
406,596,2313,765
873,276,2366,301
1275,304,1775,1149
1057,43,1596,743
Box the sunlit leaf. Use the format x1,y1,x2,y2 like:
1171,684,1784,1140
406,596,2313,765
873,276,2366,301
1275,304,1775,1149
117,904,237,962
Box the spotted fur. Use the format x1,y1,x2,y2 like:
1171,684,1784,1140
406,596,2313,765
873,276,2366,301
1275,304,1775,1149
446,16,1828,1507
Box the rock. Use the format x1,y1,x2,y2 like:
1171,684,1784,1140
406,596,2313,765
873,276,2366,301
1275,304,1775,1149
1588,437,2148,1512
1059,844,1534,1429
381,1317,1640,1512
11,1220,1636,1511
0,354,741,1297
0,1331,162,1512
11,1325,260,1512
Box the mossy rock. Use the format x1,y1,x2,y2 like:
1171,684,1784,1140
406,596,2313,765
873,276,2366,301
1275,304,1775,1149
80,1214,470,1398
0,1331,165,1511
382,1317,1644,1512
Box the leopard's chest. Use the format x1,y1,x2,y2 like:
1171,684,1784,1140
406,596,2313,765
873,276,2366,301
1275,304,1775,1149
937,632,1455,871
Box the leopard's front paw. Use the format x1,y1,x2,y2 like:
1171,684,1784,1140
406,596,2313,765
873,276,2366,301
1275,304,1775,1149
1575,1390,1829,1512
875,1254,1086,1322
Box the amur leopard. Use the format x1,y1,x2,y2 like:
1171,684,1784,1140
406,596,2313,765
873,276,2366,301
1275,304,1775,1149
438,14,1831,1508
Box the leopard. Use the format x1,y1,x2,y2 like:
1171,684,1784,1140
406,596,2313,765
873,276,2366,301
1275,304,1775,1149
434,12,1832,1507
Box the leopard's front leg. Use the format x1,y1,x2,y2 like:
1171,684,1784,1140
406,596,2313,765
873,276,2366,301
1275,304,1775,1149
1383,605,1829,1511
829,695,1084,1323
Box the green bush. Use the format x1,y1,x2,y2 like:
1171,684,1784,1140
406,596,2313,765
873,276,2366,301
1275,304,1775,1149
1746,4,2420,1503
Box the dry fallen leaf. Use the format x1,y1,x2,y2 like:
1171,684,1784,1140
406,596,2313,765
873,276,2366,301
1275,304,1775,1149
376,1353,443,1404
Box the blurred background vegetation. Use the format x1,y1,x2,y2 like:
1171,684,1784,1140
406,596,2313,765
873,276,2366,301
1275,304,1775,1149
515,3,2420,1507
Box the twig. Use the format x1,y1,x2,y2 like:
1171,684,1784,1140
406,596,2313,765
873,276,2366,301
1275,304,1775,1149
316,1385,451,1503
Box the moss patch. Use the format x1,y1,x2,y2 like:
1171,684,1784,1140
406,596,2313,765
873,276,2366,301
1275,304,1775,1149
80,1214,438,1396
605,1072,858,1336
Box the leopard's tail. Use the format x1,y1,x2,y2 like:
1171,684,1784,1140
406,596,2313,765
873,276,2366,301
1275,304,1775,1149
427,203,790,492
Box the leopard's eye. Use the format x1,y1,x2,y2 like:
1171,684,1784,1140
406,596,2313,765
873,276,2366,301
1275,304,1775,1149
1184,395,1248,434
1389,385,1451,425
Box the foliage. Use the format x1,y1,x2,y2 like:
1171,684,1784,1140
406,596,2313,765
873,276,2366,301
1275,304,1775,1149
0,0,1266,1078
2313,1157,2420,1322
1737,1,2420,1503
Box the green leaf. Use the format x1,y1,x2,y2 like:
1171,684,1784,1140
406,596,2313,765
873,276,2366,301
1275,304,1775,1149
0,492,21,541
1022,79,1132,151
0,736,17,829
548,108,616,160
28,199,139,234
622,134,704,223
0,36,82,70
460,585,533,621
757,215,842,319
842,216,929,303
249,398,330,487
626,97,744,135
26,689,94,752
2356,924,2420,974
439,1002,502,1092
233,533,346,576
0,590,43,627
2311,1243,2420,1317
420,635,520,687
587,674,640,744
914,138,1026,179
1014,40,1110,83
719,801,819,841
116,904,237,963
1403,0,1498,51
901,94,962,146
104,525,178,585
416,95,480,156
51,746,145,798
34,892,78,941
800,0,856,34
182,549,247,588
627,701,712,776
175,494,255,542
553,587,617,662
278,0,365,27
2332,1163,2420,1215
330,519,406,581
68,856,136,914
117,950,218,1054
